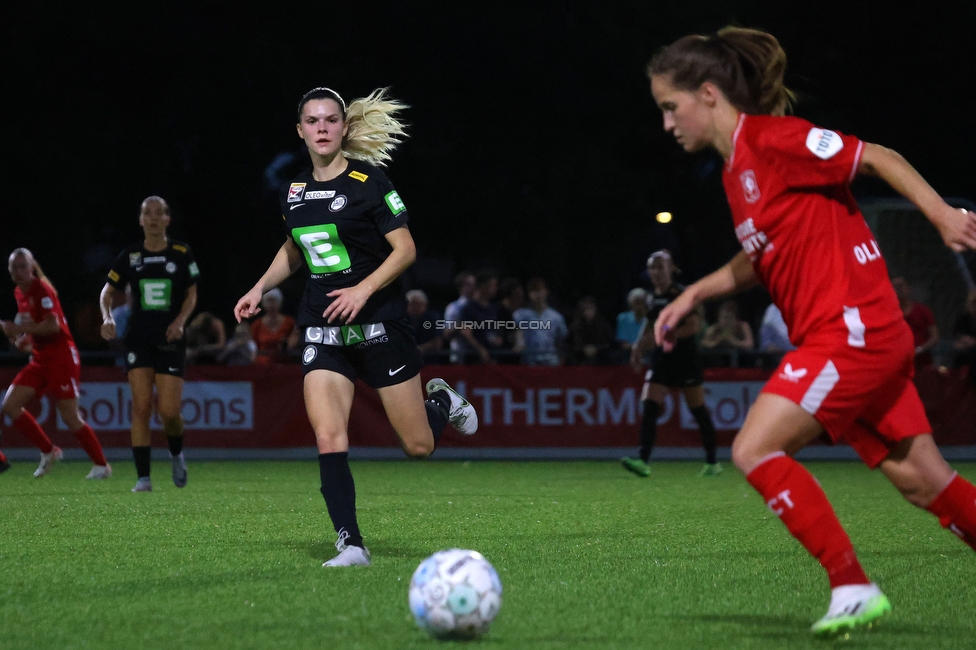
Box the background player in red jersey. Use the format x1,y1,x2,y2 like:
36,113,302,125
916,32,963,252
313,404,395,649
0,249,111,478
647,26,976,636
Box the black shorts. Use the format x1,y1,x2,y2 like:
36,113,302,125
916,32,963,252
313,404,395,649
124,340,187,377
299,317,423,389
645,344,704,389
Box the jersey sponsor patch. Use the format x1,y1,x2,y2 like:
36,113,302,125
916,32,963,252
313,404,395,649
305,190,336,200
805,128,844,160
40,297,53,309
144,256,167,264
384,190,406,215
293,224,352,273
739,170,761,203
329,195,347,212
287,183,307,203
129,252,142,267
188,262,200,278
108,270,120,282
139,279,172,310
302,345,317,364
348,171,368,182
172,244,187,253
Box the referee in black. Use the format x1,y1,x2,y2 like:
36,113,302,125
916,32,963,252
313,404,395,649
622,250,721,478
235,87,477,567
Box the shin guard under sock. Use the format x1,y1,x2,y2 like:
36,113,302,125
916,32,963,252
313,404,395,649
746,453,870,588
639,400,660,463
691,405,718,464
926,473,976,551
13,411,53,454
73,424,107,466
318,452,364,548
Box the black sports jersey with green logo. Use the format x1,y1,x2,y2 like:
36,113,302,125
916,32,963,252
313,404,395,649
107,241,199,345
280,159,410,327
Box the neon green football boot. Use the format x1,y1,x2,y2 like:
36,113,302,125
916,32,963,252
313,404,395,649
621,457,650,477
811,585,891,637
697,463,723,477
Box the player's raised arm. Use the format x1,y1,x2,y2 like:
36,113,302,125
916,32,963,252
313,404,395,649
235,238,303,322
858,143,976,251
654,251,757,350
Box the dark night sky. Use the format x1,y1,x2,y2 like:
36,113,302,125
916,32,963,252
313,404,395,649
3,1,975,346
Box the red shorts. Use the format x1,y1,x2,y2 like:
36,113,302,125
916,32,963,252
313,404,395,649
761,327,930,468
12,344,81,401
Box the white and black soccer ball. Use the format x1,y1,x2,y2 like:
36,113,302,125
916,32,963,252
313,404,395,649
409,548,502,640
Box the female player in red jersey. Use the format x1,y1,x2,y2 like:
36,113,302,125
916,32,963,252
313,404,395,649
648,26,976,636
0,249,111,478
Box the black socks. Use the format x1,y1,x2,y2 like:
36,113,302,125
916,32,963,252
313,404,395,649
639,400,660,463
318,452,364,548
132,446,151,478
425,390,451,446
167,435,184,456
691,405,718,464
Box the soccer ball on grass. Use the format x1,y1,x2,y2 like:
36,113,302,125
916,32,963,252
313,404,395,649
409,548,502,639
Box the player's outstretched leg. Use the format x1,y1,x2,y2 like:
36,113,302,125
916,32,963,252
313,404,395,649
425,378,478,435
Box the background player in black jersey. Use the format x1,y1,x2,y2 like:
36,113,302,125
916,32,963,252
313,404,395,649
99,196,200,492
621,250,721,477
234,87,477,567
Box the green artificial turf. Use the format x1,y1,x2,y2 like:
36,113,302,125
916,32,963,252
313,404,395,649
1,459,974,649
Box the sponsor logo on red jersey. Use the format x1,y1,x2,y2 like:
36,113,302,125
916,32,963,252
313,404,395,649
739,170,761,204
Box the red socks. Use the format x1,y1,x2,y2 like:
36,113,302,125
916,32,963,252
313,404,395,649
13,411,54,454
73,424,108,466
746,453,870,588
926,473,976,551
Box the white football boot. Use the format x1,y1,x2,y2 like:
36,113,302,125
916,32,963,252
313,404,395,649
86,464,112,480
34,446,63,477
425,378,478,435
323,531,371,567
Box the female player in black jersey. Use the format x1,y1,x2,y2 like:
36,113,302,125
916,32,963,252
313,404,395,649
99,196,200,492
621,250,721,477
234,87,477,567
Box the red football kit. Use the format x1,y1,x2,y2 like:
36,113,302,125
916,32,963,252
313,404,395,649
723,114,929,467
12,277,81,401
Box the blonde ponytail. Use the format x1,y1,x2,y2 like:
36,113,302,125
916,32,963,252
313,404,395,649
342,88,409,167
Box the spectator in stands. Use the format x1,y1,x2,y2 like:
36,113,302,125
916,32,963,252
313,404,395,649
568,296,614,365
185,311,227,364
250,288,297,364
892,277,939,369
218,322,258,366
952,288,976,381
513,277,568,365
701,299,754,365
444,271,475,364
496,276,525,364
457,268,502,364
405,289,443,362
615,287,648,362
758,302,794,352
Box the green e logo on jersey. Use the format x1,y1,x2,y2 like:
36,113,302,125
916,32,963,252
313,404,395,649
385,191,405,215
139,279,172,310
293,224,352,274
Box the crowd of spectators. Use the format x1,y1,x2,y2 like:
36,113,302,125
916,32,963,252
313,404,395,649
9,266,973,378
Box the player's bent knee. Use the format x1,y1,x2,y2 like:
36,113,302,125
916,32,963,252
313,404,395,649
403,438,434,459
